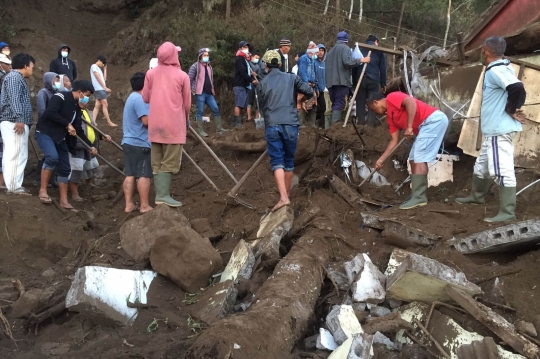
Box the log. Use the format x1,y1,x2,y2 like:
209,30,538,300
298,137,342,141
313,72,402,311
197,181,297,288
288,206,321,238
188,224,334,359
205,138,267,153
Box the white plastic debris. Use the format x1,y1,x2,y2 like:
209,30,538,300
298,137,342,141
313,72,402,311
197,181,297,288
356,161,390,186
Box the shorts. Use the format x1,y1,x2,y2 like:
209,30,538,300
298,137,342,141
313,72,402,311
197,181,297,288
233,86,248,109
123,143,153,178
265,124,299,172
247,88,255,108
409,111,449,163
94,90,107,100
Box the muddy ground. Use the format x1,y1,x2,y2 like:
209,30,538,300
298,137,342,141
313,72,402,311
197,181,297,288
1,0,540,358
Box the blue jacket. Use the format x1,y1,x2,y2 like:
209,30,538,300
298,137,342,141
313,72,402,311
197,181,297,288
314,44,326,92
356,41,387,87
298,53,316,85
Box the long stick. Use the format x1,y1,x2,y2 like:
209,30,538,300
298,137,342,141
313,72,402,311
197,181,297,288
358,137,406,189
351,118,367,147
85,121,123,152
343,51,372,128
227,150,268,198
182,149,219,192
189,125,238,184
75,135,125,177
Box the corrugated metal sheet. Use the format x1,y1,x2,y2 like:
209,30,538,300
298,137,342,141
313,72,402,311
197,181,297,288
457,337,501,359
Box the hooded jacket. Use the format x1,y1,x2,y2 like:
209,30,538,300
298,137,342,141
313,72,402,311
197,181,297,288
142,42,191,145
49,44,78,82
37,72,58,119
188,61,215,95
233,50,253,88
314,44,326,92
325,42,359,88
353,41,387,87
58,74,71,91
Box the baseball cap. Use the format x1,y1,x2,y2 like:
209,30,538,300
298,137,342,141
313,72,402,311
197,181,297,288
263,49,281,66
0,53,11,64
239,40,249,48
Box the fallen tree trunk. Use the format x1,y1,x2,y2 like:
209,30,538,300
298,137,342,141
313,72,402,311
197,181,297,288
205,139,267,152
187,223,334,359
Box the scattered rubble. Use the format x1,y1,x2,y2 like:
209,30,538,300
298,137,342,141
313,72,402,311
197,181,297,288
386,251,481,302
326,305,364,345
220,239,255,283
361,213,442,246
345,254,386,304
448,220,540,254
328,333,374,359
456,337,500,359
252,206,294,260
65,266,157,326
188,280,237,325
373,331,396,349
317,328,339,351
149,222,223,293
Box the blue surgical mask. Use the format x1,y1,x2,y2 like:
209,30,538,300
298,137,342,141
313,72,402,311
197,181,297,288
53,82,61,91
252,59,259,64
79,93,89,105
202,57,209,63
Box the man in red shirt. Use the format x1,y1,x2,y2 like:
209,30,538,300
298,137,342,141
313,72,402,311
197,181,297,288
367,92,449,209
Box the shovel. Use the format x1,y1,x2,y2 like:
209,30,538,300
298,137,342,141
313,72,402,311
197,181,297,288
254,90,265,130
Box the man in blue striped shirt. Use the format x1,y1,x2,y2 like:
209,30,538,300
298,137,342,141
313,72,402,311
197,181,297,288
0,53,34,194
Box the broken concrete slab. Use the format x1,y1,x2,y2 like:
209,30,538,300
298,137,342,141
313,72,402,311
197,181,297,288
446,286,539,359
316,328,339,351
253,206,294,260
373,331,396,349
328,333,374,359
386,252,481,303
344,254,386,304
456,337,501,359
361,214,441,246
188,280,237,325
65,266,157,326
150,220,223,293
384,249,414,277
327,305,364,345
220,239,255,283
396,302,526,359
448,219,540,254
326,261,350,291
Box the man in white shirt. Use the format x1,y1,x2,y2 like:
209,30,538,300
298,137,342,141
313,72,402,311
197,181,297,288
90,55,116,126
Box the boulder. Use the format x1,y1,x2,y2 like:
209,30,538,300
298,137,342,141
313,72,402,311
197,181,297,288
120,205,190,262
150,223,223,293
191,218,222,241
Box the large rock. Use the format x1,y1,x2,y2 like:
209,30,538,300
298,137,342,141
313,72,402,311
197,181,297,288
65,266,157,326
150,223,223,293
120,205,190,262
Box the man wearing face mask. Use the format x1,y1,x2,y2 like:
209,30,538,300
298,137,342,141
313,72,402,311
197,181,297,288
0,53,34,195
188,48,228,136
297,42,320,128
0,53,11,190
456,36,526,222
36,80,96,210
37,72,61,119
246,51,262,122
0,42,10,58
232,41,258,127
49,44,77,83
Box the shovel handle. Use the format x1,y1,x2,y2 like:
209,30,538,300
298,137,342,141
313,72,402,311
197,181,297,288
358,137,406,189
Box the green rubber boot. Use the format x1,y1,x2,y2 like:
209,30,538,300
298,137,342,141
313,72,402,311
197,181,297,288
196,119,208,137
308,111,318,128
485,186,516,222
298,111,307,128
154,172,182,207
214,116,230,134
455,176,490,205
324,115,331,129
399,174,428,210
331,110,342,124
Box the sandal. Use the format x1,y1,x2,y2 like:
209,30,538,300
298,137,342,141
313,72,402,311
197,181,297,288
9,188,31,196
39,196,53,204
62,206,78,213
72,197,86,202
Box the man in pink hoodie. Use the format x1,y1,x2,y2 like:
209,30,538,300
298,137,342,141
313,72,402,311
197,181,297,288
142,42,191,207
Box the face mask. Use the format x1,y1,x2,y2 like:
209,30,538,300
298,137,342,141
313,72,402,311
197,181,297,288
202,57,209,63
53,82,61,91
252,59,259,64
242,49,249,55
2,50,9,56
79,93,89,105
61,51,69,58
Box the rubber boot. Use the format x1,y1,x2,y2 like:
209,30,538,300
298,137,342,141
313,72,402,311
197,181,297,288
399,174,428,210
154,172,182,207
214,116,229,134
298,111,307,128
196,118,208,137
308,111,318,128
331,110,342,124
485,186,516,222
324,115,331,129
455,175,490,205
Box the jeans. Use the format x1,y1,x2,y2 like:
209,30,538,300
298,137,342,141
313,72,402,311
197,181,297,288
329,85,350,111
196,93,220,119
265,125,299,172
35,131,71,183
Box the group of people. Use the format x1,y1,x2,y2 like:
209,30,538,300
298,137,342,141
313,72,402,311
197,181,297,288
0,32,527,221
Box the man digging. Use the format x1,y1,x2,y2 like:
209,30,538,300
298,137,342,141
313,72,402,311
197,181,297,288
256,50,314,211
367,92,448,210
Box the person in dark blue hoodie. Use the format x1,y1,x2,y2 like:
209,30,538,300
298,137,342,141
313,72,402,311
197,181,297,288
353,34,386,127
49,44,78,82
314,44,327,128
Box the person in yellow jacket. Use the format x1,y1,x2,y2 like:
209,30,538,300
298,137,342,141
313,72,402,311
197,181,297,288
68,102,111,201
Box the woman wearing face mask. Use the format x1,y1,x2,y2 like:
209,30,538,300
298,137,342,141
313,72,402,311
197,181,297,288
37,72,61,119
188,48,229,136
35,80,97,211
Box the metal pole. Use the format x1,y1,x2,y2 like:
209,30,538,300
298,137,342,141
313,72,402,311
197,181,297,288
75,135,125,177
85,121,123,152
182,149,219,192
